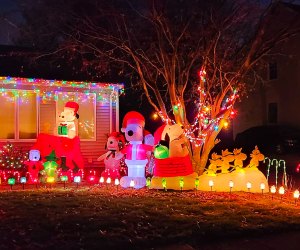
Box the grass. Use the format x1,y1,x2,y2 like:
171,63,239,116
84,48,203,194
1,185,300,249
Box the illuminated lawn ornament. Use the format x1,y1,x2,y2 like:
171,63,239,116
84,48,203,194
74,176,81,188
154,145,169,159
106,177,111,184
294,190,299,205
260,183,265,194
162,178,167,191
146,177,151,189
99,176,104,186
266,158,287,188
115,178,120,191
246,182,252,192
195,178,199,191
208,180,214,191
43,150,58,178
229,180,234,194
179,177,184,192
20,177,27,190
130,179,135,188
61,175,68,189
270,185,276,200
8,177,15,190
120,111,153,189
279,186,285,200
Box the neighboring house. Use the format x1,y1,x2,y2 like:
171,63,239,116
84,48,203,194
233,3,300,138
0,76,123,168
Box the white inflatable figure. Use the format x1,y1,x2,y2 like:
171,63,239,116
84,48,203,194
57,101,79,139
120,111,153,189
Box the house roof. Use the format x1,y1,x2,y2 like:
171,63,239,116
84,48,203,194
0,76,124,102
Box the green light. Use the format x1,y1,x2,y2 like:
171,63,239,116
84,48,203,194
8,178,16,185
179,177,184,188
61,176,68,182
195,178,199,189
154,145,169,159
146,177,151,188
162,178,167,190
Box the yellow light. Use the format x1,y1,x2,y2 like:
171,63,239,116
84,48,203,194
294,190,299,199
46,177,55,183
204,106,210,112
270,185,276,194
152,113,159,120
223,121,229,128
279,186,285,195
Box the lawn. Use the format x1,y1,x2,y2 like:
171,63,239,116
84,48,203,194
1,185,300,249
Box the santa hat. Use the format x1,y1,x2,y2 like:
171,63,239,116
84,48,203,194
122,111,145,128
65,101,79,115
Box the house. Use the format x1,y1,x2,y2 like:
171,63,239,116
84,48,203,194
0,76,123,169
233,3,300,138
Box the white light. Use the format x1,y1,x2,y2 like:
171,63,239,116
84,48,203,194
130,179,135,188
208,180,214,187
115,178,120,186
260,183,265,190
229,180,234,188
106,177,111,184
74,176,81,183
294,190,300,199
270,185,276,194
99,177,104,183
246,182,252,189
279,186,285,195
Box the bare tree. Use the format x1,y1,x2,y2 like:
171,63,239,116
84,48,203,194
18,0,300,174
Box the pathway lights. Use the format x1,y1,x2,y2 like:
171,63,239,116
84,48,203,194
209,180,214,191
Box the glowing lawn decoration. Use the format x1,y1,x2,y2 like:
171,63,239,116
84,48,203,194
246,182,252,192
162,178,167,191
270,185,276,200
198,147,269,193
265,157,287,188
120,111,154,189
279,186,285,201
20,177,27,190
294,190,299,205
8,177,15,190
229,180,234,193
195,178,199,190
260,183,265,194
130,179,135,188
209,180,214,191
74,176,81,188
61,175,68,189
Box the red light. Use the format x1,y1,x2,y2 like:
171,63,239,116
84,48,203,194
296,164,300,173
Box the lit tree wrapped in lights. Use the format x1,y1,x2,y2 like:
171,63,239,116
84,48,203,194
0,143,28,170
19,0,300,174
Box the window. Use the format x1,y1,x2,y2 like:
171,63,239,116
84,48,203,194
0,90,38,140
268,103,278,124
269,62,278,80
56,92,96,140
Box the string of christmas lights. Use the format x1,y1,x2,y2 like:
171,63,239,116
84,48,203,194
0,76,124,103
156,68,239,147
